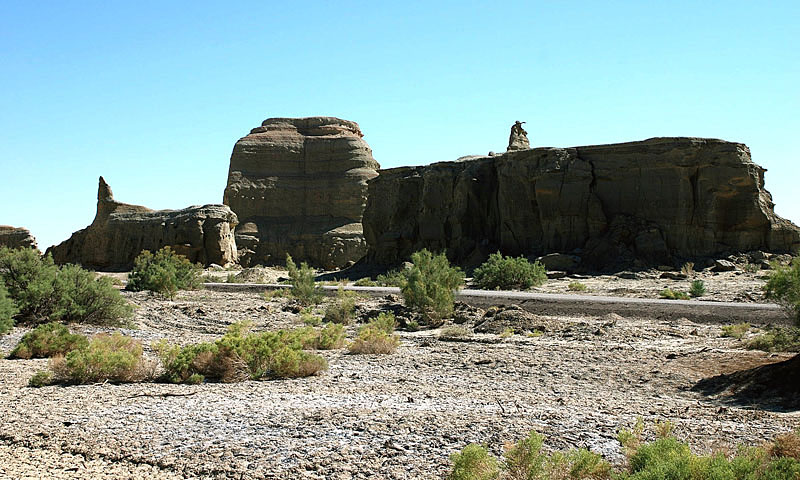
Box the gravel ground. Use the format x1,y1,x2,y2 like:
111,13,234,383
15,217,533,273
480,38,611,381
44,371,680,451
1,277,799,479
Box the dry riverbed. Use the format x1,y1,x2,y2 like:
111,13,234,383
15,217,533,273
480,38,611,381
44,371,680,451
1,274,799,479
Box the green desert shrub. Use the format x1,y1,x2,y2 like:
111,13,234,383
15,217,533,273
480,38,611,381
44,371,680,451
659,288,690,300
401,249,464,326
689,279,706,298
126,247,202,298
721,322,750,340
472,252,546,290
0,247,132,326
300,308,322,326
28,370,53,388
449,444,500,480
450,427,800,480
376,269,407,287
353,277,377,287
0,281,17,334
764,257,800,324
9,322,88,359
567,281,588,292
323,287,357,325
746,327,800,352
156,322,328,383
49,333,148,385
0,247,59,320
349,312,400,354
285,254,322,305
51,264,133,325
314,322,346,350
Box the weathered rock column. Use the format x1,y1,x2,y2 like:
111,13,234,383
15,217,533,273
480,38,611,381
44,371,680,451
223,117,380,268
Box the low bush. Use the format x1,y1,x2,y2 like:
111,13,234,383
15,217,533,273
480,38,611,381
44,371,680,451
0,281,17,334
449,444,500,480
126,247,202,298
401,249,464,326
746,327,800,352
721,322,750,340
50,333,149,385
9,322,88,359
764,257,800,325
157,322,328,383
439,325,471,339
376,269,406,287
449,426,800,480
0,247,58,320
567,281,587,292
659,288,690,300
285,254,322,305
51,265,133,325
353,277,377,287
472,252,546,290
300,308,322,326
680,262,695,277
349,313,400,354
315,323,346,350
323,287,357,325
0,247,132,326
689,279,706,298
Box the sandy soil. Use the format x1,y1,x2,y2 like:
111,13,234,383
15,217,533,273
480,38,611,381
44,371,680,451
1,270,798,479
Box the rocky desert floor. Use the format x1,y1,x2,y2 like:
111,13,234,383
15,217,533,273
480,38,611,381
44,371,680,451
1,268,799,479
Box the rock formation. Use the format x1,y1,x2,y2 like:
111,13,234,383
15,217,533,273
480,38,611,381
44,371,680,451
223,117,379,268
0,226,38,250
47,177,238,271
363,137,800,270
507,121,530,151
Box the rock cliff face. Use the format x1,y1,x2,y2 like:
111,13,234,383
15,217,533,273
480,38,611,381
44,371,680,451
363,137,800,269
48,177,238,271
223,117,379,268
0,226,38,250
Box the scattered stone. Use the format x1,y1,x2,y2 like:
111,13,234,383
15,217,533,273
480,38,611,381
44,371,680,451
712,259,737,272
474,304,548,334
536,253,581,271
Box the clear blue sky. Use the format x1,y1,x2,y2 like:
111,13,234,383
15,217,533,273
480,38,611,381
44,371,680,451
2,1,798,250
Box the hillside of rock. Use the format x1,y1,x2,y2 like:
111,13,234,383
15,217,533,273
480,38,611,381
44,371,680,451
363,137,800,269
47,177,238,270
0,226,38,250
223,117,379,269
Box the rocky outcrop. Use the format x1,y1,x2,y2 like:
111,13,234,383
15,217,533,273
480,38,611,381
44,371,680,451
0,226,38,250
223,117,379,268
364,137,800,270
47,177,238,271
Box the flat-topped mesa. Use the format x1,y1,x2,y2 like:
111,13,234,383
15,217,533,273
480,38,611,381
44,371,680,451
363,137,800,270
0,226,38,250
47,177,238,271
223,116,380,268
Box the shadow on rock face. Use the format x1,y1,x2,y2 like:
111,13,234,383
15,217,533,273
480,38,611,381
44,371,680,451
691,354,800,411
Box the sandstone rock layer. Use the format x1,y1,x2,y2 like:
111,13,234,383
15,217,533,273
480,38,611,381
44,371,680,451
223,117,379,268
0,226,38,250
48,177,238,271
364,137,800,269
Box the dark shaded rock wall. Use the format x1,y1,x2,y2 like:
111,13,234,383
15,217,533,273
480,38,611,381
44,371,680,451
363,137,800,269
47,177,238,271
223,117,379,268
